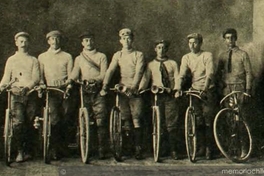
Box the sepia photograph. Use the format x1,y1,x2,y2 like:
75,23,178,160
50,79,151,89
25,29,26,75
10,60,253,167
0,0,264,175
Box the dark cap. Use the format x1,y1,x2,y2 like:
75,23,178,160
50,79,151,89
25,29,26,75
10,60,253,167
46,30,62,39
14,32,30,40
79,31,94,39
154,39,170,48
119,28,133,37
222,28,237,39
187,33,203,43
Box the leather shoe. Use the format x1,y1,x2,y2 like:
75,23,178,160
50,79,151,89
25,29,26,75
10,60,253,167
171,151,179,160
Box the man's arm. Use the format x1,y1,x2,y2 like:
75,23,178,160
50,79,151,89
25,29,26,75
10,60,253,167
203,53,214,91
69,57,81,81
132,52,145,89
102,53,119,89
26,58,40,89
94,54,108,83
139,64,151,90
173,61,179,90
243,52,253,91
0,58,12,87
175,55,188,90
67,55,74,79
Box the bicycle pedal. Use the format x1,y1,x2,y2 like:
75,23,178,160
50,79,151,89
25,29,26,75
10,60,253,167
89,121,95,125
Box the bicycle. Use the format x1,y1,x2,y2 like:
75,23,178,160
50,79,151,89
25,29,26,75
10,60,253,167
33,84,71,164
213,91,253,163
74,80,98,164
150,85,171,162
2,78,38,166
181,89,204,163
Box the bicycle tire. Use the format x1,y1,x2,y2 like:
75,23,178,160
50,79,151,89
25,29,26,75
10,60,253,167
152,106,161,162
43,107,51,164
214,108,253,163
79,108,90,164
4,109,12,166
185,106,197,163
110,107,122,162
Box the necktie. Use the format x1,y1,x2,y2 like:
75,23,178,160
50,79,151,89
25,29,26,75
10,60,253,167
227,49,233,73
159,61,170,88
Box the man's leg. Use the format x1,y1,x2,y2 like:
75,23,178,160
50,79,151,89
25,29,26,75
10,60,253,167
11,96,26,162
130,96,144,160
93,94,108,159
165,97,180,160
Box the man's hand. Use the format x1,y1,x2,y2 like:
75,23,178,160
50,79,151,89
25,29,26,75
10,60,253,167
244,89,251,103
174,90,183,98
0,85,6,93
199,90,208,101
100,89,107,96
21,87,30,96
65,79,73,85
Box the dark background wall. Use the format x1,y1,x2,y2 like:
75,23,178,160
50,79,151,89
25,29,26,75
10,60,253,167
0,0,253,65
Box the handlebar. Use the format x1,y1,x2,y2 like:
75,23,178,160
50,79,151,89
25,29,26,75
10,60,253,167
109,84,146,96
33,84,72,99
220,91,250,105
150,85,171,94
182,90,203,101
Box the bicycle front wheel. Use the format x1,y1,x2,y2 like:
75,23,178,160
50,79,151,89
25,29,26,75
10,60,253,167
4,109,12,166
110,107,122,162
214,108,253,163
185,107,197,163
43,107,51,164
79,108,90,164
152,106,161,162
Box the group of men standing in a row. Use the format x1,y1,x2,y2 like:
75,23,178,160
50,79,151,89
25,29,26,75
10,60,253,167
0,27,252,163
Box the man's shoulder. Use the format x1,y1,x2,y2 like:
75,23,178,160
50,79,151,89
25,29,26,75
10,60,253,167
59,50,72,58
95,51,107,59
235,47,249,56
201,51,213,56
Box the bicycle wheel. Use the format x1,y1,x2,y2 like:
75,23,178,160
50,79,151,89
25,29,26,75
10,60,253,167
214,108,253,163
79,108,90,164
43,107,51,164
4,109,12,166
110,106,122,162
152,106,161,162
185,106,197,163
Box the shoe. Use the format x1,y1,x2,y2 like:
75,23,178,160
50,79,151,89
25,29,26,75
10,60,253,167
196,147,205,157
205,147,212,160
171,151,179,160
51,149,60,160
135,146,144,160
114,152,123,162
16,150,24,163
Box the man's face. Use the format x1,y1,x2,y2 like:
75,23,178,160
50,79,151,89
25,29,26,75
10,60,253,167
15,36,29,51
155,43,168,58
188,38,202,53
224,33,236,48
48,36,61,50
119,35,133,49
82,37,95,51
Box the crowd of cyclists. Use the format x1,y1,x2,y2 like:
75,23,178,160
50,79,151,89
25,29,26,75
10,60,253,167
0,27,252,163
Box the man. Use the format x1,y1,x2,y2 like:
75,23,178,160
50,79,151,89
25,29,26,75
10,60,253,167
68,31,108,159
217,28,253,157
139,40,180,160
100,28,145,160
175,33,217,160
217,28,252,103
38,30,73,160
0,32,40,162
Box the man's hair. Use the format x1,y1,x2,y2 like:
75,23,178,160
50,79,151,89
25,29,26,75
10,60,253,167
222,28,237,40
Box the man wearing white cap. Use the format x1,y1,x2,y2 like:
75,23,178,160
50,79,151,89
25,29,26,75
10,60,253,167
38,30,73,160
68,31,108,159
0,32,40,162
100,28,145,160
175,33,217,160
